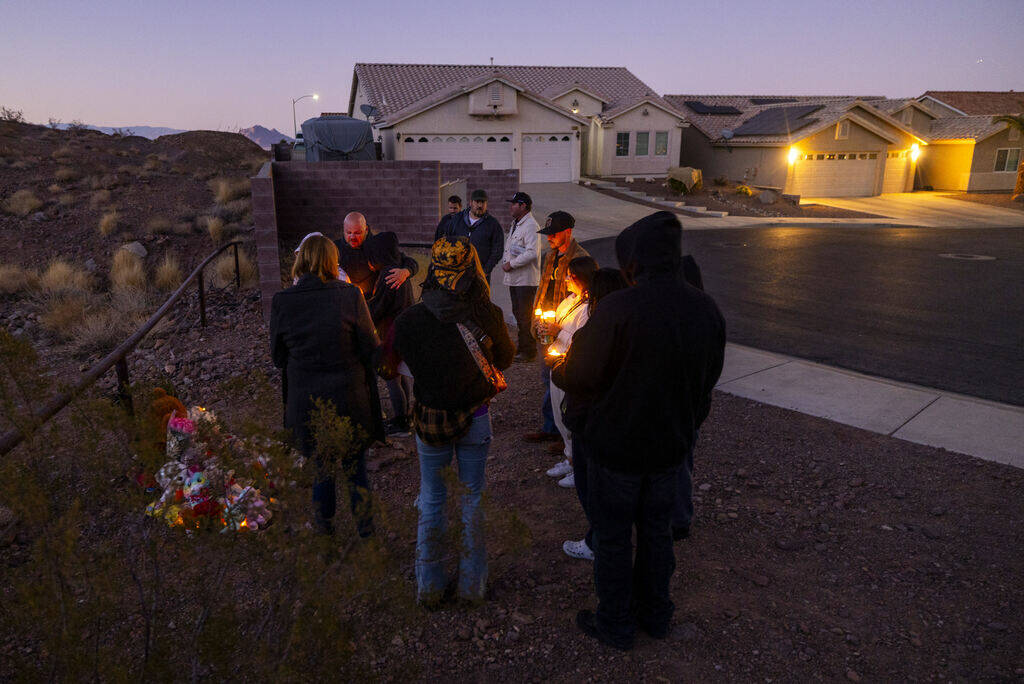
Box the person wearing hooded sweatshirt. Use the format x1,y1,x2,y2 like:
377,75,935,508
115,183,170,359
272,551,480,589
364,231,416,435
553,211,725,650
393,235,514,605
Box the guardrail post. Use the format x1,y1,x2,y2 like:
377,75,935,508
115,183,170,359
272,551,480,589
198,270,207,327
115,356,134,416
233,243,241,290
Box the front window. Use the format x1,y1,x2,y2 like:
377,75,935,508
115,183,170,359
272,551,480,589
994,148,1021,172
635,132,649,156
654,131,668,155
615,132,629,156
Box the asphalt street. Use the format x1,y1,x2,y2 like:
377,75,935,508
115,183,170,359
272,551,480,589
583,226,1024,406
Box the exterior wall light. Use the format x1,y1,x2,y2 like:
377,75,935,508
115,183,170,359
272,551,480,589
910,143,921,162
788,147,799,165
571,99,580,114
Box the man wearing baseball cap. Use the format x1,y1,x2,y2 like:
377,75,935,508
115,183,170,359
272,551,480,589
436,188,504,285
500,191,541,362
523,210,592,444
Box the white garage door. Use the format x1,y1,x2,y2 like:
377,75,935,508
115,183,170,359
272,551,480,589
521,134,573,183
882,151,910,194
789,152,879,198
403,134,513,169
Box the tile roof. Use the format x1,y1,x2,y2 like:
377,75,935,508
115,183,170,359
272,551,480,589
919,91,1024,115
927,115,1007,141
664,95,885,143
353,63,678,124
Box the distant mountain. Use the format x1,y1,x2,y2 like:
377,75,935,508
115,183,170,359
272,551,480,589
238,125,294,149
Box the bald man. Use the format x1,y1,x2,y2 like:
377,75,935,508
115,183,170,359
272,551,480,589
334,212,418,298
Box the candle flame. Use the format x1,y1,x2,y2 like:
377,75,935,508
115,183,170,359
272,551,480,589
548,348,563,357
534,308,543,316
541,311,556,320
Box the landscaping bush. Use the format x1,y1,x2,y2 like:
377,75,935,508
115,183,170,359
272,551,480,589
736,184,754,196
98,211,119,236
2,189,43,217
154,253,183,292
110,249,147,292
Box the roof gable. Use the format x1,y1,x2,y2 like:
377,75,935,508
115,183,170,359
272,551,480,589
919,91,1024,116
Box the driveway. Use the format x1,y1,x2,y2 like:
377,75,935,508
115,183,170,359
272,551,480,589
518,182,651,241
805,192,1024,228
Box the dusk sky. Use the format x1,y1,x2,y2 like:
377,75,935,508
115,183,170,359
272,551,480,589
1,0,1021,135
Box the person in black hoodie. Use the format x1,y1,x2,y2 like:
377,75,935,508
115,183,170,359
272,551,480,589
364,231,416,435
269,235,383,538
553,211,725,650
393,235,514,605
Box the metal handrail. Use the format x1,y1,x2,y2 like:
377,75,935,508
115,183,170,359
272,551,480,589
0,240,247,456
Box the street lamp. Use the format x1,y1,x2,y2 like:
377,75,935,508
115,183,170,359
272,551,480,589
292,93,319,138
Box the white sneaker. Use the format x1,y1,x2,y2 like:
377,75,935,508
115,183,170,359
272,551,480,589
546,459,572,477
563,538,594,560
557,471,575,488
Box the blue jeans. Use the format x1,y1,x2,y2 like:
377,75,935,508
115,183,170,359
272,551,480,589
414,413,492,601
540,365,556,434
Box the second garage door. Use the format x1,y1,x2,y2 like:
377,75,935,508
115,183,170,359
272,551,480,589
882,151,910,194
521,134,573,183
403,135,513,169
788,152,879,198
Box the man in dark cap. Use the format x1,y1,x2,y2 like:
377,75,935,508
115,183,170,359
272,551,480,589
523,210,592,447
436,188,504,284
553,210,725,651
500,191,541,362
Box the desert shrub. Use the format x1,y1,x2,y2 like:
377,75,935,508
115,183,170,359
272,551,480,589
713,176,728,186
2,189,43,217
170,164,187,175
38,260,92,296
154,253,183,291
51,145,74,160
203,216,227,244
73,308,137,353
667,178,688,195
1,106,26,122
145,216,173,235
47,117,62,129
110,249,147,292
10,160,33,170
58,193,75,207
0,264,36,295
192,169,217,181
89,189,112,208
98,211,119,236
47,184,61,194
209,177,251,204
209,198,252,224
172,222,192,235
90,173,122,190
212,248,257,288
54,166,80,182
142,157,161,172
40,294,91,338
735,184,754,196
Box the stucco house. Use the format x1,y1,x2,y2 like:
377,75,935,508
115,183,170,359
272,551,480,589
667,95,927,197
347,63,687,183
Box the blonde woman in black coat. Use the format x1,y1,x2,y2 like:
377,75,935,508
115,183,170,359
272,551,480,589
270,235,383,537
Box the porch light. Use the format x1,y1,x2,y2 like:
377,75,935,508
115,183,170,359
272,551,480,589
788,147,799,165
910,143,921,162
571,99,580,114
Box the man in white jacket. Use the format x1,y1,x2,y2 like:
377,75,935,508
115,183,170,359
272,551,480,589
500,192,541,362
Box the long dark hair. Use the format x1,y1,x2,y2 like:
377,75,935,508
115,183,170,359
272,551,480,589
568,256,598,296
588,268,628,313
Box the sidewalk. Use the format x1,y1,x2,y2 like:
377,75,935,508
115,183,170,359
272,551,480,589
489,276,1024,469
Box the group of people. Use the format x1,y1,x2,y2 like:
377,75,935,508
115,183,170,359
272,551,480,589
268,191,726,650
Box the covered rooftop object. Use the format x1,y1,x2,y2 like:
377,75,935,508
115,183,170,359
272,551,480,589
299,115,376,161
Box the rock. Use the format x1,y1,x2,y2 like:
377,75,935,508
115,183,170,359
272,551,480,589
122,241,148,258
987,621,1008,631
698,483,712,492
30,211,47,222
669,622,699,642
84,258,98,272
758,189,778,205
846,670,861,682
921,526,941,540
775,538,807,551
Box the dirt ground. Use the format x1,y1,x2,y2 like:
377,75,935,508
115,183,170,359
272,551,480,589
597,177,883,219
941,191,1024,213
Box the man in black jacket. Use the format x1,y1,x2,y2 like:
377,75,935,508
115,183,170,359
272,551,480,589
435,189,504,284
553,210,725,650
335,212,419,298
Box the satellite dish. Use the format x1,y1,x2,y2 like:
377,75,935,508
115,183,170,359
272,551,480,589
360,104,380,120
721,129,734,139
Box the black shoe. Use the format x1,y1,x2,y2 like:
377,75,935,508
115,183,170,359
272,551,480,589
672,525,690,541
576,609,634,651
636,615,669,639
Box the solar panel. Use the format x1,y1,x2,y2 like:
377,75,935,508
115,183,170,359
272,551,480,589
683,100,742,115
749,97,798,105
732,104,825,136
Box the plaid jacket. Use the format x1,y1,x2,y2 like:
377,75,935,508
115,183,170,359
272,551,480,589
412,401,475,446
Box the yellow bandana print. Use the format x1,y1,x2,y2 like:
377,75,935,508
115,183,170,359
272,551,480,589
430,236,473,291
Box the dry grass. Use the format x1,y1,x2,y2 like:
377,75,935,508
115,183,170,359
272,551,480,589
211,248,257,288
110,249,147,292
142,157,161,171
89,189,112,209
172,222,193,235
51,145,74,160
98,211,120,236
209,177,250,204
154,253,183,291
145,216,173,235
40,294,91,338
209,198,252,224
58,193,75,207
2,189,43,217
10,160,33,170
0,264,36,295
38,260,92,296
54,166,80,182
73,305,146,354
90,174,122,190
47,183,61,194
203,216,227,244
